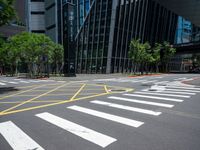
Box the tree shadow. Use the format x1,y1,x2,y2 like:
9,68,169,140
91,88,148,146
0,87,19,94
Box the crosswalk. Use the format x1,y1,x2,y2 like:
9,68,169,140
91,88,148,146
1,83,200,149
0,79,61,86
93,76,196,86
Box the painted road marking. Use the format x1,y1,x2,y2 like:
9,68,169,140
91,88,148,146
36,112,116,148
166,86,200,91
108,96,174,108
134,91,191,98
158,90,196,95
131,80,147,83
165,88,200,93
154,81,169,84
142,80,158,84
19,81,30,83
124,94,183,102
91,100,162,116
142,89,196,95
0,121,44,150
8,81,18,84
0,82,6,85
68,105,144,128
29,80,40,83
0,83,67,114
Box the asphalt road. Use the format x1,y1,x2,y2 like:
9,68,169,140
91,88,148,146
0,74,200,150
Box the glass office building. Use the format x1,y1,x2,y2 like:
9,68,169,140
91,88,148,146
74,0,178,73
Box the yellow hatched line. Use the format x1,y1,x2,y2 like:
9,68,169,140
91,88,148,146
0,85,45,101
0,100,63,104
0,92,109,116
0,83,69,114
69,84,86,100
104,85,109,93
0,84,134,116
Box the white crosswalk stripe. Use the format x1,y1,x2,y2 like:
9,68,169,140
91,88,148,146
165,88,200,93
142,80,158,84
68,105,144,128
166,86,200,91
8,81,18,84
91,100,162,116
108,96,174,108
19,81,30,83
154,90,196,95
124,94,184,102
36,112,116,148
0,121,44,150
134,91,191,98
0,82,6,85
154,81,169,84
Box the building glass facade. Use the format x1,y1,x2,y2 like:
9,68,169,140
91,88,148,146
75,0,178,73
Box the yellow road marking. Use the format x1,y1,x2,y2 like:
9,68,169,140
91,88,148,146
70,84,86,100
0,100,63,104
0,85,45,101
104,85,109,93
0,83,134,116
0,83,68,114
0,92,109,116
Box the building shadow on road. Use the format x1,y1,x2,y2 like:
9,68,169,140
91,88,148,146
0,87,19,94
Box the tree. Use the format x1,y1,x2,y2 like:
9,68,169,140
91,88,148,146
161,41,176,72
1,32,62,77
49,44,64,74
0,0,16,26
151,43,162,72
128,39,152,74
128,39,142,74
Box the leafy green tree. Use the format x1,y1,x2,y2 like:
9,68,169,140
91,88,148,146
129,39,142,74
1,32,62,77
151,43,162,72
49,44,64,74
129,39,152,74
161,41,176,72
0,0,16,26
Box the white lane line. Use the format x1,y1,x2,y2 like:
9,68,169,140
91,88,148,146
0,121,44,150
135,91,191,98
14,79,21,81
91,100,162,116
29,80,40,83
166,88,200,93
131,80,147,83
166,86,200,91
145,90,196,95
173,77,187,80
19,81,30,83
36,112,116,148
124,94,183,102
0,80,7,82
108,96,174,108
0,82,6,85
142,80,158,84
154,81,169,84
8,81,18,84
68,105,144,128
